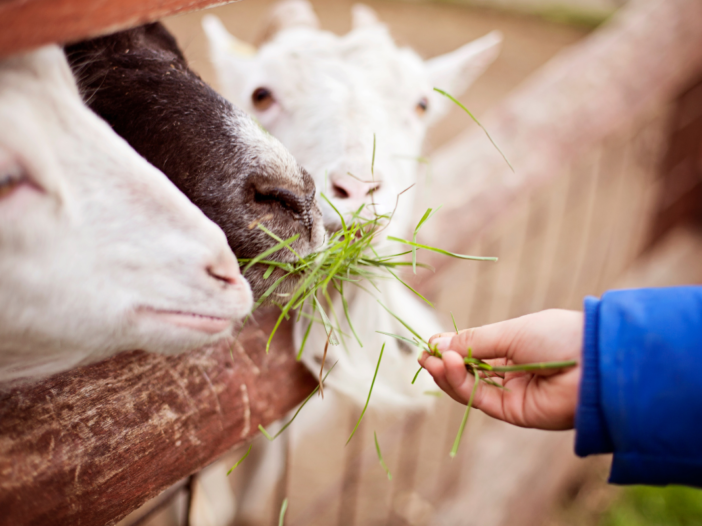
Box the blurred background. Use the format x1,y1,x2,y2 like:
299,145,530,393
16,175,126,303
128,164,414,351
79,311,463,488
119,0,702,524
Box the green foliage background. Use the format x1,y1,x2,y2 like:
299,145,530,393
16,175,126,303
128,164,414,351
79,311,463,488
600,486,702,526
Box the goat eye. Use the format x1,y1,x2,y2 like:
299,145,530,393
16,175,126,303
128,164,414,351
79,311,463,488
251,87,275,111
415,97,429,116
0,163,28,200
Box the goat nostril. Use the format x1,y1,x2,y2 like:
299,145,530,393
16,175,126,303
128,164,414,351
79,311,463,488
207,259,240,286
366,182,381,196
253,185,316,234
255,187,307,216
332,183,349,199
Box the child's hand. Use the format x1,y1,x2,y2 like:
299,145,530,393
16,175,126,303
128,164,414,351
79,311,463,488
419,309,583,430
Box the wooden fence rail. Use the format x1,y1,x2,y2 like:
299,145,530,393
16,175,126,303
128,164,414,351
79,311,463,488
0,311,314,526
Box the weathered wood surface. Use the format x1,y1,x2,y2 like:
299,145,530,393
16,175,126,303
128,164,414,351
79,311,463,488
0,310,314,526
0,0,235,59
418,0,702,285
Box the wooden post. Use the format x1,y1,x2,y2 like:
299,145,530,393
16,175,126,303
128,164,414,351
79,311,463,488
0,311,315,526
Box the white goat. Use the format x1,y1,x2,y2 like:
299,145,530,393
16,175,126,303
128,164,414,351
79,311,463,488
0,45,253,386
192,3,501,525
204,2,501,408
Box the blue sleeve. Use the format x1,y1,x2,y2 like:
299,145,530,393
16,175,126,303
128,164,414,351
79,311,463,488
574,286,702,488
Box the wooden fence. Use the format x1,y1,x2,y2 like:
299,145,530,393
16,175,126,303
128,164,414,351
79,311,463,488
1,0,702,525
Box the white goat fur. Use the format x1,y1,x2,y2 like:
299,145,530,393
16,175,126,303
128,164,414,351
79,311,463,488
0,46,253,385
193,4,501,525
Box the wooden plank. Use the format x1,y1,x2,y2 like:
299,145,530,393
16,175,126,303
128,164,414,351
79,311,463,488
0,310,316,526
0,0,235,58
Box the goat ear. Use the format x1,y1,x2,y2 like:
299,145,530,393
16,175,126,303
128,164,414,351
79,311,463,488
202,15,256,105
351,4,382,29
258,0,320,42
425,31,502,124
202,15,257,58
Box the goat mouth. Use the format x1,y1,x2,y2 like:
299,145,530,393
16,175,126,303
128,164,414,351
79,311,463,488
137,308,232,335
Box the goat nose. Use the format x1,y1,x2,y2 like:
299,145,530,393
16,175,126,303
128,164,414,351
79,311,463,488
207,250,242,286
253,181,316,233
330,174,381,201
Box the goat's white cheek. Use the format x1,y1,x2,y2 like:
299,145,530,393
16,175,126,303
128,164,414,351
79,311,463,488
0,190,59,249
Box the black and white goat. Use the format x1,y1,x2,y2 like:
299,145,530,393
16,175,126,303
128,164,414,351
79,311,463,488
65,22,325,299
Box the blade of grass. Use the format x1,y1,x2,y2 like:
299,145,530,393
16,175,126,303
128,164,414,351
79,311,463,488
259,363,337,441
296,301,317,360
313,295,339,346
387,237,498,262
323,289,346,351
412,206,443,274
411,366,422,385
488,360,578,372
256,224,301,259
226,444,253,475
346,343,385,445
255,272,293,308
377,300,427,345
450,371,480,458
374,431,392,480
450,312,459,334
386,267,433,307
434,87,514,172
320,192,347,233
264,259,332,352
279,498,288,526
376,331,423,349
318,333,330,398
337,281,363,347
243,233,300,273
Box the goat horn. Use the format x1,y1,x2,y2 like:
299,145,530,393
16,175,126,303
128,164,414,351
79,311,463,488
256,0,320,44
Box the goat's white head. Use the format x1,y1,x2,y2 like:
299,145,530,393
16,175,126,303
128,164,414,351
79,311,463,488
0,46,253,384
204,1,501,234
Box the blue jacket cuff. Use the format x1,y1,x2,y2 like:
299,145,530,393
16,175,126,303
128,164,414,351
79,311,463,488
574,296,614,457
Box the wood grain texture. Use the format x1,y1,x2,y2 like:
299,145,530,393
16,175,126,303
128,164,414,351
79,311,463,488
0,310,315,526
0,0,234,58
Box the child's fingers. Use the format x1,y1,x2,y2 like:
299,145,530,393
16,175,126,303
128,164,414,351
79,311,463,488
429,320,523,360
429,310,583,367
420,354,468,405
442,351,473,397
443,351,513,423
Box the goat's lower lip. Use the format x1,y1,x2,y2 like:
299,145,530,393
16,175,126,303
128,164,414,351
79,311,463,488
138,308,232,334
